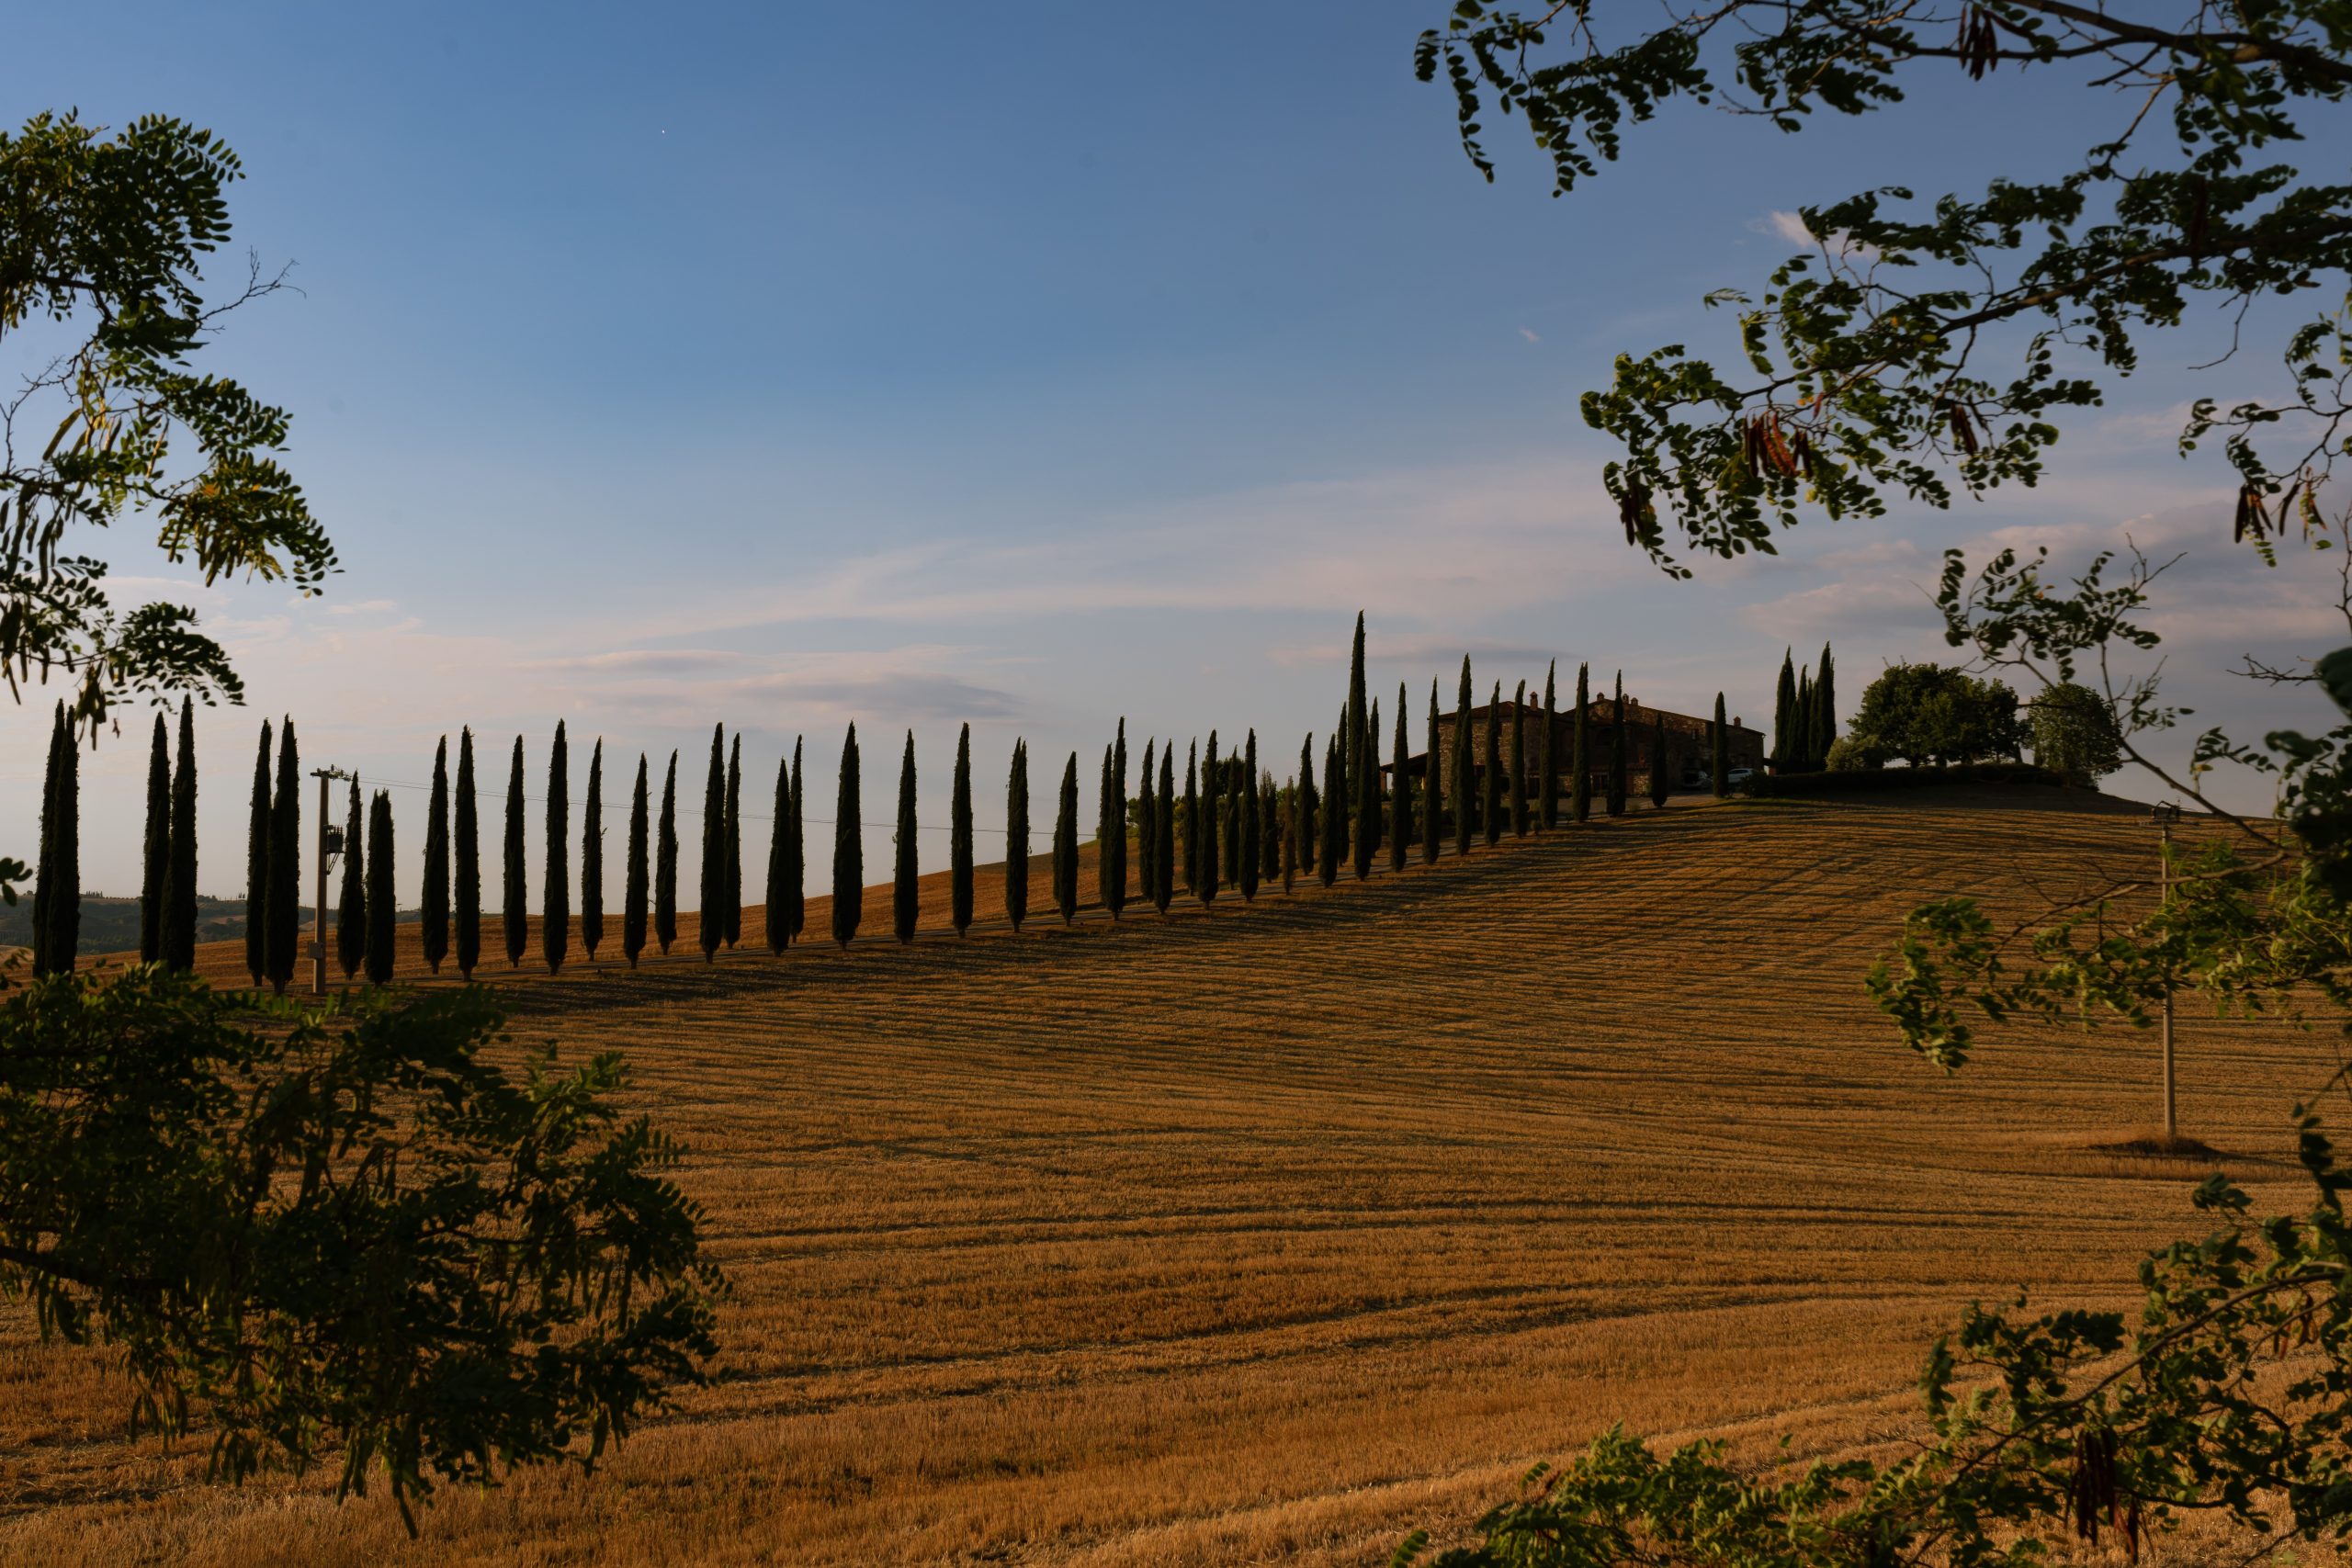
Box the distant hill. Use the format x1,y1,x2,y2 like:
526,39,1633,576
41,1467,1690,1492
0,894,257,956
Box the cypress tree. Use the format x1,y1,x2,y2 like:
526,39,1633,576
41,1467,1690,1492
1772,648,1797,772
1346,610,1368,782
1282,784,1298,894
1571,663,1593,823
1650,707,1672,809
1006,739,1030,931
655,751,680,955
1792,668,1815,773
139,712,169,963
833,723,863,948
894,730,919,944
582,739,604,961
1389,688,1410,873
1713,693,1731,796
455,728,481,978
786,737,807,940
1330,703,1350,840
698,726,725,961
1318,737,1343,886
1152,744,1173,915
545,720,570,975
1422,680,1442,865
163,697,198,972
1538,660,1559,830
34,705,78,978
948,724,974,934
1453,659,1475,856
1054,751,1080,924
503,736,526,969
1814,642,1838,768
1296,734,1318,874
723,734,743,947
764,755,792,953
1260,773,1280,884
1223,788,1242,890
627,754,650,966
335,779,366,979
1128,742,1148,902
366,790,395,985
1098,744,1116,913
244,718,271,985
1510,680,1529,838
1353,698,1377,881
422,737,449,974
1201,731,1221,905
1182,742,1201,897
265,718,300,995
1607,672,1630,817
1107,720,1129,919
1239,729,1261,900
1482,682,1503,847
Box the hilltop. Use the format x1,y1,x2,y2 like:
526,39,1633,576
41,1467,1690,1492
2,787,2305,1567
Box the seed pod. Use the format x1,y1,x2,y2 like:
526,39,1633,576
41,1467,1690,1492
1947,402,1981,457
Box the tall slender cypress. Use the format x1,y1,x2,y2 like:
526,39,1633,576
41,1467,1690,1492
1353,697,1377,881
1098,744,1116,913
336,779,366,979
1107,721,1128,918
265,718,300,995
1152,745,1174,915
1346,610,1368,783
1136,739,1158,906
1389,689,1410,872
1238,730,1261,900
1422,680,1442,865
627,755,650,966
1510,680,1530,838
34,705,78,978
832,723,864,948
422,737,450,974
244,718,271,985
1261,773,1281,883
1538,660,1559,830
139,713,169,963
582,739,604,961
1793,668,1815,774
1318,738,1343,886
891,731,919,944
1813,642,1838,768
786,738,807,940
1453,659,1475,855
1006,739,1030,931
1182,742,1201,897
503,736,527,969
1650,707,1673,808
1571,664,1593,823
366,790,396,985
1607,671,1631,817
1481,682,1503,846
764,756,792,953
163,698,198,972
1772,648,1798,772
545,720,570,975
655,751,680,954
1296,734,1318,874
951,723,974,935
1282,782,1299,894
1713,693,1731,796
1053,752,1080,924
455,728,481,978
1201,732,1221,905
698,726,726,960
723,734,743,947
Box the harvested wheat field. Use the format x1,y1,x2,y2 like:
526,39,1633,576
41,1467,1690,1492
0,787,2324,1565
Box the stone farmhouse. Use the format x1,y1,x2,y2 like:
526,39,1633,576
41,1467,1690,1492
1385,694,1766,800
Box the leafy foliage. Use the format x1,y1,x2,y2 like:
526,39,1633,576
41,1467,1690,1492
2,113,336,730
1848,662,2023,766
0,968,721,1530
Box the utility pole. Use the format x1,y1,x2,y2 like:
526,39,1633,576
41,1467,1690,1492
312,767,354,996
2154,800,2181,1142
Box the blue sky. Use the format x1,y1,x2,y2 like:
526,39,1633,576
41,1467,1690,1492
7,1,2341,901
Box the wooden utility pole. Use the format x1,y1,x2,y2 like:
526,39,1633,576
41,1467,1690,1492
311,767,353,996
2154,801,2181,1141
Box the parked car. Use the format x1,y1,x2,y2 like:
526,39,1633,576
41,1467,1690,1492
1725,767,1755,786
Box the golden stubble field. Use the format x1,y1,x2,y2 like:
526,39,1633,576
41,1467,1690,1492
0,788,2325,1565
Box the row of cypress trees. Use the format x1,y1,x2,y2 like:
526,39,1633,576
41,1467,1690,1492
1771,642,1839,773
28,617,1773,980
